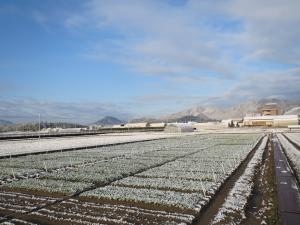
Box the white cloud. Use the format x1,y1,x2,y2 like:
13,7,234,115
70,0,238,80
224,0,300,64
0,98,131,124
25,0,300,112
227,67,300,100
31,0,300,74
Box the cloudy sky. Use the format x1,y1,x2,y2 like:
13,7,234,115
0,0,300,123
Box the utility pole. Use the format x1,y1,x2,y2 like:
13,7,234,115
39,113,41,139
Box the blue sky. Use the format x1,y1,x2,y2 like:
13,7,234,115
0,0,300,123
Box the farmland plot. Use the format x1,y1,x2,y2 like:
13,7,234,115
283,132,300,147
0,132,180,157
0,138,190,183
0,133,264,225
212,136,268,224
277,133,300,180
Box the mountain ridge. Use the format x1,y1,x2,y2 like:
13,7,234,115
93,116,125,126
131,98,300,123
0,120,13,125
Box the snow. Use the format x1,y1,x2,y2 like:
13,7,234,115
284,133,300,147
82,185,204,210
6,178,92,195
0,133,264,225
212,136,268,224
0,136,206,183
0,132,181,157
277,133,300,180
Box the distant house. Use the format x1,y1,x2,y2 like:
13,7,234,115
149,122,166,128
89,125,103,130
260,103,280,116
57,128,85,133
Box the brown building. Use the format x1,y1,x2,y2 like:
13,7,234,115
260,103,280,116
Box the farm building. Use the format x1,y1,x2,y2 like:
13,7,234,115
149,123,166,128
112,124,125,128
57,128,86,133
89,125,103,130
243,115,299,127
124,123,150,128
164,123,194,133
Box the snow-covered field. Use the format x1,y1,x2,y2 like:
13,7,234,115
0,137,192,182
0,132,182,157
284,132,300,147
0,133,266,225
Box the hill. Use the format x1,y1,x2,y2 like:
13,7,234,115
142,98,300,123
0,120,13,125
160,107,211,122
94,116,124,126
284,106,300,115
169,99,300,121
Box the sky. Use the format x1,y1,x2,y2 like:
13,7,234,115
0,0,300,123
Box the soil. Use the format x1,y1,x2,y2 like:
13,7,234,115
243,136,281,225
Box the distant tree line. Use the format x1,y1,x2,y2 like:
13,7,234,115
0,122,86,133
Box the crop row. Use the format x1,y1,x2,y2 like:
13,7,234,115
277,133,300,180
284,132,300,147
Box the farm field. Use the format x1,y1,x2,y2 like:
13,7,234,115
0,131,297,225
277,133,300,181
0,132,181,157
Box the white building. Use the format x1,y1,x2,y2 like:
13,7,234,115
124,123,150,128
243,115,299,127
149,122,166,128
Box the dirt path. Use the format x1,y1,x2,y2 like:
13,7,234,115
243,135,281,225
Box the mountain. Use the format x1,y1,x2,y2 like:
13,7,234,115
166,115,213,123
161,98,300,121
130,98,300,123
160,106,212,122
201,100,261,120
161,101,259,121
94,116,124,126
284,106,300,115
0,120,13,125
